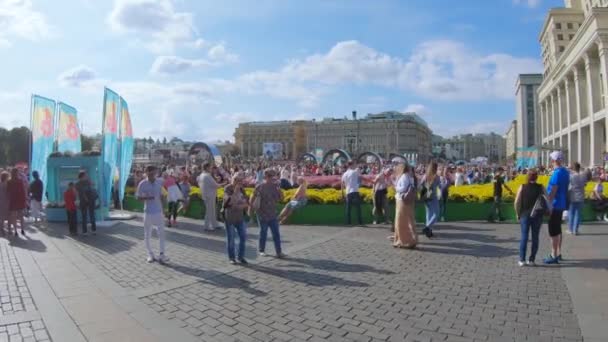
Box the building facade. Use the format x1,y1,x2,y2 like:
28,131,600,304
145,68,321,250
435,133,506,163
505,120,518,162
516,74,543,149
234,111,433,162
538,0,608,166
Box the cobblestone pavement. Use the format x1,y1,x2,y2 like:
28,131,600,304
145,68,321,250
57,218,583,342
0,320,51,342
0,241,36,315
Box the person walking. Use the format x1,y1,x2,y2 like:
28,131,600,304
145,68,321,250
222,174,249,264
420,162,440,238
342,161,363,226
372,169,390,225
393,163,417,249
439,167,450,221
7,168,27,236
544,151,570,265
29,171,44,222
75,171,97,236
250,169,285,258
514,170,545,267
64,182,78,236
0,172,9,235
488,167,514,222
198,163,223,231
568,162,586,235
136,166,169,263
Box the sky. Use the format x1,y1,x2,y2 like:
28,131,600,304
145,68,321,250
0,0,563,142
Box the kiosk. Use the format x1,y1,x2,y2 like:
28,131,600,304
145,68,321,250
45,154,109,222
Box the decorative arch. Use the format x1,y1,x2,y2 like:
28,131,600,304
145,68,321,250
297,152,318,165
357,152,384,167
388,153,407,164
188,142,223,165
321,149,351,165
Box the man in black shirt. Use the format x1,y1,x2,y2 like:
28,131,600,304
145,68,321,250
488,167,514,222
29,171,44,222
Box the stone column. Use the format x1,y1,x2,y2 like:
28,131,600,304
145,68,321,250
598,35,608,161
557,86,564,141
565,77,573,164
574,66,584,163
585,52,599,165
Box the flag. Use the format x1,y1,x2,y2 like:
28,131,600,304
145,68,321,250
30,95,56,193
118,96,133,202
56,102,81,153
101,88,120,208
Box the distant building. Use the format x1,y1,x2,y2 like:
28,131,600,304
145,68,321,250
505,120,518,163
515,74,543,150
234,111,433,162
435,133,506,163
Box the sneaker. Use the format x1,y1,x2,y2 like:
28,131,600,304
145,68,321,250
259,252,267,257
158,254,169,264
566,230,572,235
518,261,526,267
276,253,287,259
557,255,563,261
574,231,579,236
238,258,248,265
20,229,25,236
372,220,378,225
422,227,432,238
526,261,536,266
229,259,237,265
543,256,559,264
146,256,155,263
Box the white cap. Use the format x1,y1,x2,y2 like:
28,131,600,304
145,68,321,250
549,151,563,161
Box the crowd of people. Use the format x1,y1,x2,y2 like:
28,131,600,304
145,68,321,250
2,151,608,268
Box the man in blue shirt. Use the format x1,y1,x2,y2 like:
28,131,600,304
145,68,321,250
545,151,570,264
136,165,169,264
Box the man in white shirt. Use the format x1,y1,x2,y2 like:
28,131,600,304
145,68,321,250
341,161,363,225
198,162,222,231
136,165,169,263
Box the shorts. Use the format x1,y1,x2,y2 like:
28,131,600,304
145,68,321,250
30,200,42,218
548,209,563,237
288,199,307,210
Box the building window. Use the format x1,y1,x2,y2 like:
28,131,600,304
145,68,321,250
569,34,574,40
559,46,565,52
555,23,562,29
567,22,573,29
557,34,564,40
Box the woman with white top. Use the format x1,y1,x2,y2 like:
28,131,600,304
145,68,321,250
393,163,417,249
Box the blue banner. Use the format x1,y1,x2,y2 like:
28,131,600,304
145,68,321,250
56,102,81,153
30,95,56,194
118,97,133,202
516,147,539,169
101,88,120,208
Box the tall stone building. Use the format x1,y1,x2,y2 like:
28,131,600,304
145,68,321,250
538,0,608,166
505,120,518,162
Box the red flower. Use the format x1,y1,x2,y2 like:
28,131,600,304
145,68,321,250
40,108,53,137
105,102,117,133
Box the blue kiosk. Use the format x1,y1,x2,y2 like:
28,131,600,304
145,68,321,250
45,154,109,222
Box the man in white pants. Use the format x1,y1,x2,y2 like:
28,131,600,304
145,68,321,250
198,162,223,231
136,166,169,263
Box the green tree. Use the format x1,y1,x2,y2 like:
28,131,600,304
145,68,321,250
81,134,96,151
8,127,30,165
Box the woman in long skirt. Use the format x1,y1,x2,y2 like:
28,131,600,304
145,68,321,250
393,163,417,248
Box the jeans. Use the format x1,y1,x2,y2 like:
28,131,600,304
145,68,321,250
568,202,583,233
439,191,448,220
425,199,440,229
345,192,362,225
488,196,503,221
519,213,542,262
225,220,247,260
167,201,178,221
66,209,77,235
258,217,282,254
80,204,96,233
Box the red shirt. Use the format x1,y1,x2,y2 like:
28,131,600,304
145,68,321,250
7,179,27,211
64,189,77,211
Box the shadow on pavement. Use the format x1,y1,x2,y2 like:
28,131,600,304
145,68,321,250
282,257,394,275
557,259,608,270
7,235,47,253
250,264,369,288
435,231,519,244
166,263,267,297
418,241,517,258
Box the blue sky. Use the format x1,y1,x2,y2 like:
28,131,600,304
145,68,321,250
0,0,562,142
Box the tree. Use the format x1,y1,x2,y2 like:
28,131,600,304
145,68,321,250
81,134,96,151
162,137,167,145
8,127,30,165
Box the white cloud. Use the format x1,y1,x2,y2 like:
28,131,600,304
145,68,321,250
0,0,52,47
513,0,542,8
207,43,239,64
108,0,197,52
403,104,432,116
57,65,97,87
150,55,213,74
190,38,207,49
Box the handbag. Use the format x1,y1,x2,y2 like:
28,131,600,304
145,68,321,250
531,193,551,218
400,184,417,204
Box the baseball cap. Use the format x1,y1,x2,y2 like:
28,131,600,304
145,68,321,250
549,151,563,161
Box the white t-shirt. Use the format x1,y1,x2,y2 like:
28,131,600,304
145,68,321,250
454,172,465,187
136,179,163,215
197,172,219,198
341,169,360,194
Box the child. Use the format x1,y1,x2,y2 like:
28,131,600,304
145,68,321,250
163,171,182,227
278,177,308,224
64,182,78,236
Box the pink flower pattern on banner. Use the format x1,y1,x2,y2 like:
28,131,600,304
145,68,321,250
40,108,53,137
105,101,117,134
122,109,132,137
66,115,79,140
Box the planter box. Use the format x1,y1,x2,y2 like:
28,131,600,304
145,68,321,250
123,195,600,225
